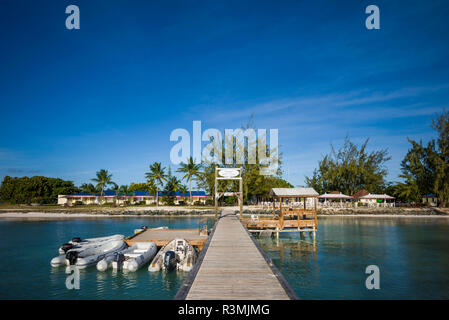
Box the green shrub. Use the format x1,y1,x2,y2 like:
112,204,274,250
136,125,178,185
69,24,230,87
165,197,175,206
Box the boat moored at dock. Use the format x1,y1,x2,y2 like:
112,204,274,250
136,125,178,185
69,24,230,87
51,239,127,268
58,234,125,255
110,242,157,272
148,238,198,272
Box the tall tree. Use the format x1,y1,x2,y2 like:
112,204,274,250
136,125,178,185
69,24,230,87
0,176,78,204
91,169,114,196
80,183,98,194
119,185,130,194
177,157,201,205
393,139,436,202
164,167,183,193
397,109,449,205
196,118,287,203
305,136,391,195
128,182,149,192
145,162,167,206
431,109,449,206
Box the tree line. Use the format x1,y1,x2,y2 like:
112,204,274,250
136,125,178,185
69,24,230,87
0,176,79,205
305,110,449,206
1,112,447,206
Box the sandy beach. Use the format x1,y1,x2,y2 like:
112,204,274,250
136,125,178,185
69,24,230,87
0,205,448,219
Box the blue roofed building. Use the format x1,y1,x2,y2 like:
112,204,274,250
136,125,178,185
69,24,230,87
58,190,210,206
422,194,438,207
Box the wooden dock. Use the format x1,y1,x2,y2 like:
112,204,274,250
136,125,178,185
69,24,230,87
125,228,208,249
175,208,297,300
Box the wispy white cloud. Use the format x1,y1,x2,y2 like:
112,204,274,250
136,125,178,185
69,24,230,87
187,83,449,128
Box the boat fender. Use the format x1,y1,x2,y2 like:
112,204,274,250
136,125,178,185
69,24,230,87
72,237,82,243
66,251,79,265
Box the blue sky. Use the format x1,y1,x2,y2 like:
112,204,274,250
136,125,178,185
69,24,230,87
0,0,448,188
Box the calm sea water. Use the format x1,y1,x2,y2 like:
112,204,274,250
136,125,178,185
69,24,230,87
258,216,449,300
0,215,448,299
0,216,214,300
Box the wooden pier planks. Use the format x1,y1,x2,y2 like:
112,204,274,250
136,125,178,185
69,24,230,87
126,228,208,248
184,209,294,300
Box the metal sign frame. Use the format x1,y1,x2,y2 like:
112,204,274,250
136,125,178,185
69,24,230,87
215,167,243,220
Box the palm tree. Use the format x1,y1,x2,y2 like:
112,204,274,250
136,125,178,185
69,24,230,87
119,185,130,195
147,180,158,203
177,157,201,205
165,176,183,192
178,184,188,205
80,183,97,194
91,169,115,196
145,162,167,206
110,182,120,205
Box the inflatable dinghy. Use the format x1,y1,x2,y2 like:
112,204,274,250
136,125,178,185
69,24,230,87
51,239,127,268
148,239,197,272
109,242,157,272
58,234,124,254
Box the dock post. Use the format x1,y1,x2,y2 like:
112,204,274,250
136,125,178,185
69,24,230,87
239,177,243,219
214,168,218,221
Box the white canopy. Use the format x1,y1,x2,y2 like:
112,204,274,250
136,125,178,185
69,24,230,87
360,193,395,200
319,193,351,199
270,188,319,197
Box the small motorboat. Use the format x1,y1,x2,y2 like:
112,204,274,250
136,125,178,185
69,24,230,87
148,239,198,272
110,242,157,272
96,251,126,271
51,239,127,268
58,234,124,254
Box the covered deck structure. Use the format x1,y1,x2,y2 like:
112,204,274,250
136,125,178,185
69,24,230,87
318,192,352,208
359,193,395,207
241,187,319,237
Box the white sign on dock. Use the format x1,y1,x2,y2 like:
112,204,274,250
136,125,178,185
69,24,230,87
217,168,240,178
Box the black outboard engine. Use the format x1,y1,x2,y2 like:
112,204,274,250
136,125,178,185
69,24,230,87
72,237,82,243
114,253,125,269
66,251,79,265
164,251,177,271
61,243,73,253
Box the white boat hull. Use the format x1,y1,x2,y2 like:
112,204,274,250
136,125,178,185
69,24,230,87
148,238,198,272
58,234,124,255
52,239,127,268
112,242,157,272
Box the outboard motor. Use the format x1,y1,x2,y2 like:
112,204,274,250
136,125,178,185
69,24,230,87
61,243,73,253
72,237,82,243
164,251,177,271
66,251,79,265
114,253,125,270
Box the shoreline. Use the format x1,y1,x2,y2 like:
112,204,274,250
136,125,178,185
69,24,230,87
0,205,448,219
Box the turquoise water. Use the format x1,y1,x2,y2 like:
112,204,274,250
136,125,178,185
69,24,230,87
0,217,213,300
0,215,448,299
258,216,449,299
